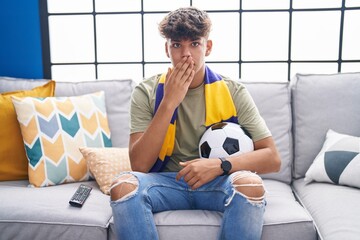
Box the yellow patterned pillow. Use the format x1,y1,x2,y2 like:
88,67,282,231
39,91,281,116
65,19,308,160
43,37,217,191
79,147,131,195
0,81,55,181
12,91,112,187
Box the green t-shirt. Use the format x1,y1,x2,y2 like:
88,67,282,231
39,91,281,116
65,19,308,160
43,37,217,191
130,73,271,172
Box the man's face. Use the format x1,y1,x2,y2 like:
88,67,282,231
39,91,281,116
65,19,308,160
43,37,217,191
165,37,212,74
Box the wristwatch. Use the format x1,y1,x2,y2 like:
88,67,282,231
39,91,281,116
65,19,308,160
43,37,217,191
219,157,232,176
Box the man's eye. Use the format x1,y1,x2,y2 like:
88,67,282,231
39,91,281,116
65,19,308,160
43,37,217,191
173,43,181,48
192,42,200,47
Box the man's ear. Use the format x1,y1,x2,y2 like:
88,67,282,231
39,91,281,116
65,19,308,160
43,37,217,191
205,40,213,56
165,42,170,58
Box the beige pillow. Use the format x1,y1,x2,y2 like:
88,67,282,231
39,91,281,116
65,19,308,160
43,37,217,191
80,147,132,194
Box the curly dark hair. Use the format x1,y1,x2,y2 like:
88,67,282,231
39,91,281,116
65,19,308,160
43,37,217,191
158,7,212,40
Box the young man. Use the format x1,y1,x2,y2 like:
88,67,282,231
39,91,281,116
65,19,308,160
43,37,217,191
110,7,281,240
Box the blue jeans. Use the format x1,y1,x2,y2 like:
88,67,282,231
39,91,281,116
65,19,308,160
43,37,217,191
110,171,265,240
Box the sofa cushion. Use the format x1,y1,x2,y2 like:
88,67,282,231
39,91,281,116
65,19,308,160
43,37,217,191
12,91,112,187
305,129,360,188
0,77,135,148
0,80,55,181
244,82,292,184
291,72,360,179
0,180,111,240
109,180,316,240
80,147,132,194
293,179,360,240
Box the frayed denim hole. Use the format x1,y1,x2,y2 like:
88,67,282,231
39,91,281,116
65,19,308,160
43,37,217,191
225,171,266,207
110,173,139,203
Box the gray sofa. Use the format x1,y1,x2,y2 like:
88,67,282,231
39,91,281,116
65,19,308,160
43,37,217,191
0,71,359,240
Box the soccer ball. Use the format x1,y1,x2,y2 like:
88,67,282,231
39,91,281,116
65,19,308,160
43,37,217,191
199,122,254,158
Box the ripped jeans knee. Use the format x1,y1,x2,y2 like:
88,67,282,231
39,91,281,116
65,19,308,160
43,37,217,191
110,173,139,202
227,171,265,206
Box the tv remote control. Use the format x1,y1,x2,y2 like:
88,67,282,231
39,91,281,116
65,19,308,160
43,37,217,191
69,184,92,208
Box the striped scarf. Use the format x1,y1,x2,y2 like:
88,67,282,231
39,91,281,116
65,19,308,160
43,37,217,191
150,66,238,172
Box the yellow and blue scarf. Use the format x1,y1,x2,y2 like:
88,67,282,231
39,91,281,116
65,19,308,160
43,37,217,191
150,66,238,172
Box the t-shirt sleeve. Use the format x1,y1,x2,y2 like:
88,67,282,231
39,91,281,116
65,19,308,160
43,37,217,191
228,80,272,142
130,81,154,134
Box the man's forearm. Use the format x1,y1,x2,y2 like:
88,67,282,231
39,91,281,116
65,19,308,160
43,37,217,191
228,137,281,174
129,101,176,172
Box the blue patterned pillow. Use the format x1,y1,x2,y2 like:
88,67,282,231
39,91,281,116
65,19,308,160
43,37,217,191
12,91,112,187
305,129,360,188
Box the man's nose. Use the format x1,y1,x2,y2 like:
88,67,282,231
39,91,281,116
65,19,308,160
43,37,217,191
182,47,191,58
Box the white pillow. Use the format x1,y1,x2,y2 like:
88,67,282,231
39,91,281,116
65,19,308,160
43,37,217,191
305,129,360,188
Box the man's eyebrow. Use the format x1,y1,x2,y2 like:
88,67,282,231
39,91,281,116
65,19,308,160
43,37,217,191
170,38,201,42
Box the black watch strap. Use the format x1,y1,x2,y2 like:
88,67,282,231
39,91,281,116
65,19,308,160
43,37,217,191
219,157,232,176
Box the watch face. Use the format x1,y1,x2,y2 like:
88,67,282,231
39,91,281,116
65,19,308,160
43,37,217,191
221,160,232,172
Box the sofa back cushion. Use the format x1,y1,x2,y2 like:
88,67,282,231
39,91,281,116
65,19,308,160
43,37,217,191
291,72,360,179
243,82,292,184
0,78,135,148
1,78,292,183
